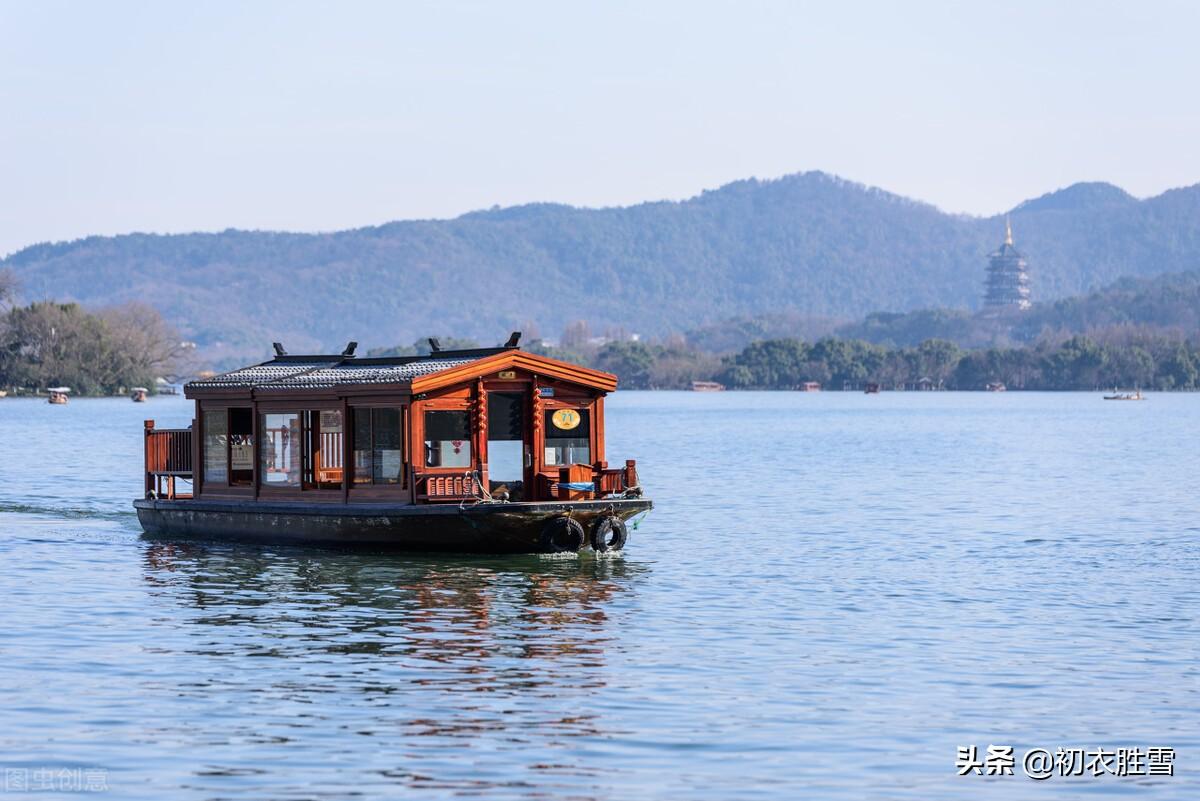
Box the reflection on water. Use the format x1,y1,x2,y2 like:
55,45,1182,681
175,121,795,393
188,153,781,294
4,393,1200,799
138,542,645,796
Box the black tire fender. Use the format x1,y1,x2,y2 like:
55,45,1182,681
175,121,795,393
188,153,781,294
541,516,585,553
590,515,628,552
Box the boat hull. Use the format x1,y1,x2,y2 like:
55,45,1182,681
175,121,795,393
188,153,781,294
133,497,652,553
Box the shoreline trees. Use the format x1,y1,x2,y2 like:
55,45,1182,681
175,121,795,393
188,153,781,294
0,300,189,395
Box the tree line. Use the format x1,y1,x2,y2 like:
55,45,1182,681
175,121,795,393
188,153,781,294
0,270,189,395
584,332,1200,391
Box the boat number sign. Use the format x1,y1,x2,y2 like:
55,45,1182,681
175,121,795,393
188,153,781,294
551,409,581,430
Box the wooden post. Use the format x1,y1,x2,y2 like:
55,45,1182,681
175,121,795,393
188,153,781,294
594,394,606,466
342,399,351,504
402,404,411,497
410,399,422,503
144,419,155,498
530,381,542,500
474,378,487,489
192,402,202,498
251,398,260,500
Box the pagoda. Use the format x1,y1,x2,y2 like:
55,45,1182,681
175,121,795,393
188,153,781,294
984,218,1031,310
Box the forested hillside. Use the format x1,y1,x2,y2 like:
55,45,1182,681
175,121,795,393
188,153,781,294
834,270,1200,348
5,172,1200,365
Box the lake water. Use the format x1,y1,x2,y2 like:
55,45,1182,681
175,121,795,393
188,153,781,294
0,392,1197,800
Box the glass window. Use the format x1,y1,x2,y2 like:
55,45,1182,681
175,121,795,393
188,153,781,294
487,393,526,500
202,409,227,484
229,408,253,486
305,409,344,489
353,409,371,482
424,410,471,467
352,408,403,485
260,412,301,488
544,407,590,466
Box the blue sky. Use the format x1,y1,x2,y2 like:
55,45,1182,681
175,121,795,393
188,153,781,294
2,0,1198,255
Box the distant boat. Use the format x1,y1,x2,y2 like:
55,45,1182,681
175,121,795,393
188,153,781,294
131,387,149,402
47,387,71,404
864,382,880,394
797,381,821,392
1103,388,1145,401
0,390,7,399
986,382,1006,392
691,380,725,392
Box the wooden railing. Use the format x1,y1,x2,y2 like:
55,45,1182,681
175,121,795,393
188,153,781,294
415,472,478,502
542,459,641,501
144,420,193,499
317,431,344,485
596,460,639,496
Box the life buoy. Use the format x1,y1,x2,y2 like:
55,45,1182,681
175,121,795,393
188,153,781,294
590,515,628,552
541,517,585,553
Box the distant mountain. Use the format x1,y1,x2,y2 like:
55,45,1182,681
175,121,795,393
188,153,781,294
1013,182,1137,213
5,172,1200,364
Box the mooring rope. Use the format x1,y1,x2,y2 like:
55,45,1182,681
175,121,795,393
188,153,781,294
458,470,500,510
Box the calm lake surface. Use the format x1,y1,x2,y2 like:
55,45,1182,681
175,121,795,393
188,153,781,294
1,392,1197,800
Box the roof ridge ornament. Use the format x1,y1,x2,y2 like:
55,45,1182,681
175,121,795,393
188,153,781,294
272,342,287,357
1005,216,1014,246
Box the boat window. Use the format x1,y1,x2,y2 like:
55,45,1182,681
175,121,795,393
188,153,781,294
202,409,228,484
487,392,526,501
304,409,344,490
424,410,471,468
544,407,590,466
260,412,301,488
229,408,253,486
352,407,403,485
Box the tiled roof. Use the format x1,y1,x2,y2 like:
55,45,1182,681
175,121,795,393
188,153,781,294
188,356,481,391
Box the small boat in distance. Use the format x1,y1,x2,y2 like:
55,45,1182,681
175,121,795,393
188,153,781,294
134,334,651,553
48,387,71,404
986,382,1006,392
131,387,149,402
1103,388,1145,401
0,390,7,399
691,380,725,392
864,382,880,394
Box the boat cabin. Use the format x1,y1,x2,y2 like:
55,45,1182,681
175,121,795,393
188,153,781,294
144,336,640,505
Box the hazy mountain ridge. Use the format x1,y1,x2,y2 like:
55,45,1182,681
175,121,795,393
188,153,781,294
5,172,1200,363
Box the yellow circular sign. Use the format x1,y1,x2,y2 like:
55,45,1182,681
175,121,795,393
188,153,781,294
551,409,581,431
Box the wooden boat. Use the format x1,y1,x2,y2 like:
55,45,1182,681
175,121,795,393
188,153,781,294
48,387,70,404
1103,388,1145,401
864,382,880,394
134,335,651,553
131,387,149,402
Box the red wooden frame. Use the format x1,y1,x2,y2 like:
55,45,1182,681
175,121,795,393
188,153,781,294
168,350,635,506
